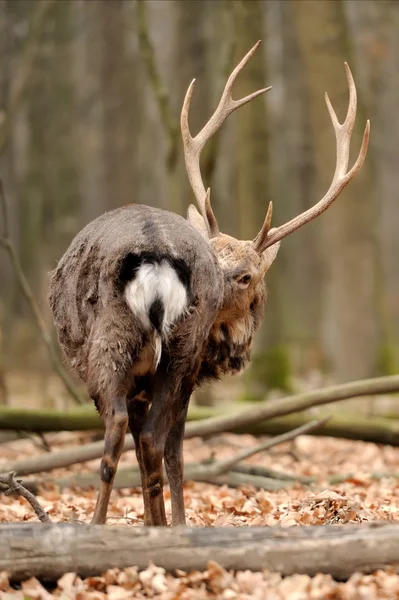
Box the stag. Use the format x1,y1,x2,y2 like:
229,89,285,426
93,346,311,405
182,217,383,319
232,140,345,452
48,41,369,526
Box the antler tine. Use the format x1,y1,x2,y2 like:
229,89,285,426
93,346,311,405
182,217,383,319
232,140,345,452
252,201,273,254
258,63,370,252
204,188,219,237
324,62,357,186
181,40,271,236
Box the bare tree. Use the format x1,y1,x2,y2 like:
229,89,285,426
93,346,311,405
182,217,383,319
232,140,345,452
291,0,381,381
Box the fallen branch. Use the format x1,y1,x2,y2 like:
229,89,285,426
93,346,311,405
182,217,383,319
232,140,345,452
0,471,50,523
0,180,84,405
21,465,289,495
3,405,399,477
2,522,398,581
1,437,108,476
209,416,330,476
16,420,321,490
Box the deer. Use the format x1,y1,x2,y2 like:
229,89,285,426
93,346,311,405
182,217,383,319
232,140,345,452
48,41,369,527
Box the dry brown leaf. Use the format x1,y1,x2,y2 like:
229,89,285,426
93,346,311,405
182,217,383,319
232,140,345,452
57,571,77,592
106,585,134,600
21,577,53,600
0,572,10,592
3,431,399,597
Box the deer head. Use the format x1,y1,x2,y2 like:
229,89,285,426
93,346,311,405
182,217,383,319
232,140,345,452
181,41,370,330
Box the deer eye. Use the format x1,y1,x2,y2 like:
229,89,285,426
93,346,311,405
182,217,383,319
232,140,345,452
237,274,252,287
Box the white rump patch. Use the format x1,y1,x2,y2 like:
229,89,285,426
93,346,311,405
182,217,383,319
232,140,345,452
124,260,188,339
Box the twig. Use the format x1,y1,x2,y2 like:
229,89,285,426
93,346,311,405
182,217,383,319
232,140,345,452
0,180,84,405
0,179,9,240
136,0,234,184
21,431,52,453
37,433,51,453
136,0,178,170
208,417,330,476
0,0,57,153
0,471,50,522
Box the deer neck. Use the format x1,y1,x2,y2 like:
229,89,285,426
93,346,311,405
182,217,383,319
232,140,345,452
196,314,254,383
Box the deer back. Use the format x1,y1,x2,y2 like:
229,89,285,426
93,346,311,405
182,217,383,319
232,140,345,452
48,204,222,391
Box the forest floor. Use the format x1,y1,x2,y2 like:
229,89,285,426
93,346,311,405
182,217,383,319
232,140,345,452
1,430,399,599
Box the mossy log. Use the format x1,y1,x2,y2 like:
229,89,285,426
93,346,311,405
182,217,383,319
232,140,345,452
1,522,399,582
0,403,216,432
238,412,399,446
0,405,103,432
1,374,399,434
2,402,399,446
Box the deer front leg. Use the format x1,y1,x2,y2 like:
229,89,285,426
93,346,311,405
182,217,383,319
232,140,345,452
91,396,128,524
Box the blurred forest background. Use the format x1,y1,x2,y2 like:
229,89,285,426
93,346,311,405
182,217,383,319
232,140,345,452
0,0,398,408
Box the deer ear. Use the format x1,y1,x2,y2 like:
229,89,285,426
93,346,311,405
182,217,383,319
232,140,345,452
261,240,280,273
187,204,210,240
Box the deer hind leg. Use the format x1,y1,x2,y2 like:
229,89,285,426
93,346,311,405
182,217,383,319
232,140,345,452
139,425,168,527
91,396,128,524
138,375,194,527
136,388,178,527
126,395,152,526
164,401,190,526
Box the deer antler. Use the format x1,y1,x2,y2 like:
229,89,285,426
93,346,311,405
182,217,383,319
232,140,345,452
254,63,370,253
181,40,271,238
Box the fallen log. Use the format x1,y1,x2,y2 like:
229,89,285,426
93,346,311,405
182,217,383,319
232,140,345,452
0,405,103,431
240,412,399,446
2,522,399,582
0,403,217,432
1,374,399,434
186,375,399,440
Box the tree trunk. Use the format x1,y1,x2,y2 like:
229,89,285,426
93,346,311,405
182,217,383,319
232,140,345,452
99,0,136,211
71,0,106,226
266,0,323,375
291,0,381,382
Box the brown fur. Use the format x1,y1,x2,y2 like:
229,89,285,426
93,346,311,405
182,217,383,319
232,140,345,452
48,203,278,527
49,205,276,525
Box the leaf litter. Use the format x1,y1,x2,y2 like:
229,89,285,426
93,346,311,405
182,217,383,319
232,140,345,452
1,431,399,597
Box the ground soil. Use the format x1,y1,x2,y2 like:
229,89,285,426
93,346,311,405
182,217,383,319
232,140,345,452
1,431,399,598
